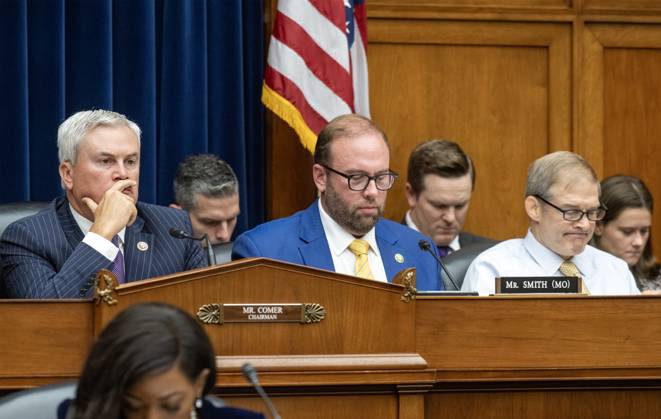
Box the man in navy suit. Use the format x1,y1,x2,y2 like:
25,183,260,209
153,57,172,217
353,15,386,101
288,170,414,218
232,114,443,290
0,110,206,298
404,139,493,257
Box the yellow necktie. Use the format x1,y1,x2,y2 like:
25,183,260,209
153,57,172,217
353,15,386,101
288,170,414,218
559,260,581,278
348,239,375,280
559,260,589,294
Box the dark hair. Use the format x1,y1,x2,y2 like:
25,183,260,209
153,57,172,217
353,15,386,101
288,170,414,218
313,114,388,166
595,175,659,280
406,139,475,195
173,154,239,210
72,303,216,419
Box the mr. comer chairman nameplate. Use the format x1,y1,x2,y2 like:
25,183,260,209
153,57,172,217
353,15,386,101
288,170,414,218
196,303,326,325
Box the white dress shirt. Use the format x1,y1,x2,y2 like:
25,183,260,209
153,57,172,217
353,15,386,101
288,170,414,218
404,210,460,252
318,200,388,282
70,204,125,262
461,229,640,296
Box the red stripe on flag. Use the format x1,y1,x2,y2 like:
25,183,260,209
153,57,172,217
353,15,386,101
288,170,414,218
265,66,328,134
354,3,368,53
272,12,354,110
308,0,346,34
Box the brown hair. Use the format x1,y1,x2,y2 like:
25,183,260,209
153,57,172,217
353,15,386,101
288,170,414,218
595,174,659,280
313,114,388,166
407,139,474,196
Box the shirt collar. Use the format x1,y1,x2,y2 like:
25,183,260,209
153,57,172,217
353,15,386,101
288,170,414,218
523,229,592,276
405,210,459,251
318,200,380,257
69,203,126,243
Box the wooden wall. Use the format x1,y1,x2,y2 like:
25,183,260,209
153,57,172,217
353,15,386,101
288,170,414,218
266,0,661,253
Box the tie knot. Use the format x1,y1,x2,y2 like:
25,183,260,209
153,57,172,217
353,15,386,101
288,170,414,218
112,235,121,247
437,246,452,257
348,239,370,256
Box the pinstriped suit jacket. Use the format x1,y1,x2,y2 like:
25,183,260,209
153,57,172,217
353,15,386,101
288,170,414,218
0,197,207,299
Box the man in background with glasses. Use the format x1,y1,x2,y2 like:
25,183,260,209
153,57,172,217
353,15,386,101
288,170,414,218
232,114,444,290
461,151,639,296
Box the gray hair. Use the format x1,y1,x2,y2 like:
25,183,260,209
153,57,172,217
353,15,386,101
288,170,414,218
57,110,141,164
173,154,239,210
525,151,599,198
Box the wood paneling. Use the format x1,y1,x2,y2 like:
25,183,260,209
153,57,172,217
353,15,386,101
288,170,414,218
371,0,570,7
579,23,661,265
426,389,661,419
369,20,571,240
225,394,398,419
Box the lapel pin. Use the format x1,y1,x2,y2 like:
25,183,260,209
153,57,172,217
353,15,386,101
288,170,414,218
394,253,404,263
136,241,149,251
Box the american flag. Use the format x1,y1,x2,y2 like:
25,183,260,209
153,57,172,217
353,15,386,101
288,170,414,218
262,0,370,152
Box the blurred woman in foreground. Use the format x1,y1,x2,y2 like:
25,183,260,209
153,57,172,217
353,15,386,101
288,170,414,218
59,302,264,419
592,175,661,293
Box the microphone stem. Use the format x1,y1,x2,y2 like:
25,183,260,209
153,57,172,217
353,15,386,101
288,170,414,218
204,235,217,266
421,242,460,290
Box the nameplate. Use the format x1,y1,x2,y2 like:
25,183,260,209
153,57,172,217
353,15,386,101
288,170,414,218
495,277,582,294
196,303,326,325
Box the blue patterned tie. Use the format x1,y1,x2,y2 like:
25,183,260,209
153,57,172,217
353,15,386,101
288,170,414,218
111,235,125,284
437,246,452,258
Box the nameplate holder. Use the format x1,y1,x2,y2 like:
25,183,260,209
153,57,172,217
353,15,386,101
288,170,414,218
196,303,326,325
495,276,583,294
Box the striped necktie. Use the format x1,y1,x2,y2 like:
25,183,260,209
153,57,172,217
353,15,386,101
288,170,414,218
111,235,125,284
348,239,375,280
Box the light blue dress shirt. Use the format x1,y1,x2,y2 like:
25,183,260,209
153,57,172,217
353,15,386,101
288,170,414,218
462,230,640,296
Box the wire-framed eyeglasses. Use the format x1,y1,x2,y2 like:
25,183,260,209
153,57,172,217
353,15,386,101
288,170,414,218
534,194,606,221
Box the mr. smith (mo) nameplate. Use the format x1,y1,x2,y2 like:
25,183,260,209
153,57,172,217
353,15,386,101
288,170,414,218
196,303,326,325
495,277,583,294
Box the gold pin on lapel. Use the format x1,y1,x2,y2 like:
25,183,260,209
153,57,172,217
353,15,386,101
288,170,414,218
394,253,404,263
136,241,149,251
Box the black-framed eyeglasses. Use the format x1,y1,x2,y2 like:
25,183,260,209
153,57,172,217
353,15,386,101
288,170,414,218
321,164,398,191
534,194,606,221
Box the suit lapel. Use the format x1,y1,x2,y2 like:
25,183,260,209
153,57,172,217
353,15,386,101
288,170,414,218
298,202,335,272
124,216,153,282
55,197,85,250
375,220,402,282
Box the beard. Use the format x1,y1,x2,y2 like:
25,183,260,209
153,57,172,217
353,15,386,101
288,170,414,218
322,183,384,236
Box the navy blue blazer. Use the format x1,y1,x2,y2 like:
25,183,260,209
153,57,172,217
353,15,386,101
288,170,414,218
232,201,444,290
0,197,206,298
57,397,265,419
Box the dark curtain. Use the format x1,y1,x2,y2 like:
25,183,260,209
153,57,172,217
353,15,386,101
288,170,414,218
0,0,265,234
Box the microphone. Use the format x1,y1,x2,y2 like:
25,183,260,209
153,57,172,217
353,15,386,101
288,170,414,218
418,240,460,291
169,228,217,266
241,362,281,419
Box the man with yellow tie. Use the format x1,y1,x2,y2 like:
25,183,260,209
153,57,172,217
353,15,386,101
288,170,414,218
232,114,444,290
461,151,640,296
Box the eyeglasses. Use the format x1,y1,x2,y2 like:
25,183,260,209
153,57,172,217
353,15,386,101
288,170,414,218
321,164,398,191
534,194,606,221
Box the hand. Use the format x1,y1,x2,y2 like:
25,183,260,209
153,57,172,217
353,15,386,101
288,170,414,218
86,180,138,241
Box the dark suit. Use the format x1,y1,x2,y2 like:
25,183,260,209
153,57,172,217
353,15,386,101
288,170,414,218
457,231,494,248
232,201,444,291
0,197,206,298
57,397,265,419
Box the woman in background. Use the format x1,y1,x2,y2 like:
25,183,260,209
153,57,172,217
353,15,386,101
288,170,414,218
593,175,661,292
60,302,264,419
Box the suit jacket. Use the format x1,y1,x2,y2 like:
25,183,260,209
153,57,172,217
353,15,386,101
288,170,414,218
57,397,265,419
458,231,495,247
232,201,444,290
0,197,206,298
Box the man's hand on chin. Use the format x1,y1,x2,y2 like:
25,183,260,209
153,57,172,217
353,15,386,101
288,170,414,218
86,180,138,241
